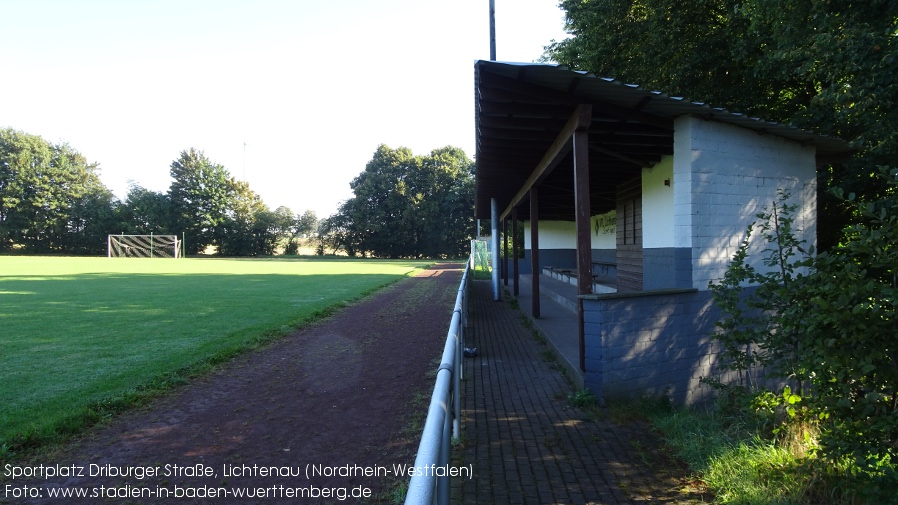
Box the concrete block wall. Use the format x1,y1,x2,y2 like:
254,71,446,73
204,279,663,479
583,289,745,405
674,116,817,289
642,248,692,290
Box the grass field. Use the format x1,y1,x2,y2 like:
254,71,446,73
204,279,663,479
0,256,428,454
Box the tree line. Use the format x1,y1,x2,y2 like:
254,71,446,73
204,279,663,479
1,129,474,257
0,129,318,256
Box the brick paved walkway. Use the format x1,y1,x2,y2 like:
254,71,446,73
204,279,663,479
457,279,707,504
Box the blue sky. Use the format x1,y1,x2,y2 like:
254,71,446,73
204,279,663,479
1,0,569,217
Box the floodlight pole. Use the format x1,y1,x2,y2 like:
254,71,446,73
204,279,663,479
489,0,496,60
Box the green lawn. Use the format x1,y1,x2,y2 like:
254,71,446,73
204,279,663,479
0,256,427,452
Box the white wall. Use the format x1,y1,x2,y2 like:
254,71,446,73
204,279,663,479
673,124,695,250
674,116,817,289
523,220,574,249
642,156,675,248
522,210,616,250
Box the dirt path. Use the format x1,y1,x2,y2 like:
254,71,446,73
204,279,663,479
11,264,463,504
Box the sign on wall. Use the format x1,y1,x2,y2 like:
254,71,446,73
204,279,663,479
593,210,616,236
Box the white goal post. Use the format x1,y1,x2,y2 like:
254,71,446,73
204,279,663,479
108,234,182,258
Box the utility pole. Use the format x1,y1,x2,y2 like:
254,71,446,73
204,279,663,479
489,0,496,60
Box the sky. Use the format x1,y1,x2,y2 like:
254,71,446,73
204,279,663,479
1,0,570,219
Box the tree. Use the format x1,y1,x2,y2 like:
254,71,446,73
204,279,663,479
544,0,898,249
0,128,114,252
345,145,418,257
420,146,476,257
248,206,282,256
283,209,316,255
167,149,292,256
317,209,361,257
168,148,233,254
795,171,898,478
325,145,474,258
117,183,173,235
215,179,278,256
61,179,119,254
296,210,318,239
545,0,759,116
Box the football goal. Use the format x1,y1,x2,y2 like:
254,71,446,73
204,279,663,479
108,234,182,258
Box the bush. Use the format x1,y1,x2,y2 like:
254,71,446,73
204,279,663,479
709,169,898,493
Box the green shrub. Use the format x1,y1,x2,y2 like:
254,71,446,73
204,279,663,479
709,169,898,495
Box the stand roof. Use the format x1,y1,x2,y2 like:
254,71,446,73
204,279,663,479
474,60,851,221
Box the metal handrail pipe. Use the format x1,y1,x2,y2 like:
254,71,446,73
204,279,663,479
404,359,453,503
403,316,459,503
452,311,462,438
404,262,469,505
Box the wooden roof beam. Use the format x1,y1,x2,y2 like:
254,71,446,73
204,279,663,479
500,104,592,220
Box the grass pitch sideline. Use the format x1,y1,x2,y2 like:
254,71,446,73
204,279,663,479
0,256,427,453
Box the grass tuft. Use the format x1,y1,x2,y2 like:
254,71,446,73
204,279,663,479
620,393,897,505
567,389,599,410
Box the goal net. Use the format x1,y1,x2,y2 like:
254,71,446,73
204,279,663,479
108,234,182,258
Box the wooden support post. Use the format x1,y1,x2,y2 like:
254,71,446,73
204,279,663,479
573,129,592,372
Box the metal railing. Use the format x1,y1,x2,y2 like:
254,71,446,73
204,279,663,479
404,261,470,504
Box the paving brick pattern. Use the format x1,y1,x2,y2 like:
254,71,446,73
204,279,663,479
456,279,707,504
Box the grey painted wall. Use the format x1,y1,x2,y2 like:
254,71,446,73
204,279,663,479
517,248,615,276
673,116,817,289
643,248,693,290
518,249,575,275
582,289,749,405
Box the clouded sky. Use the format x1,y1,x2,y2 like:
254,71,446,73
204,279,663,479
1,0,569,218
